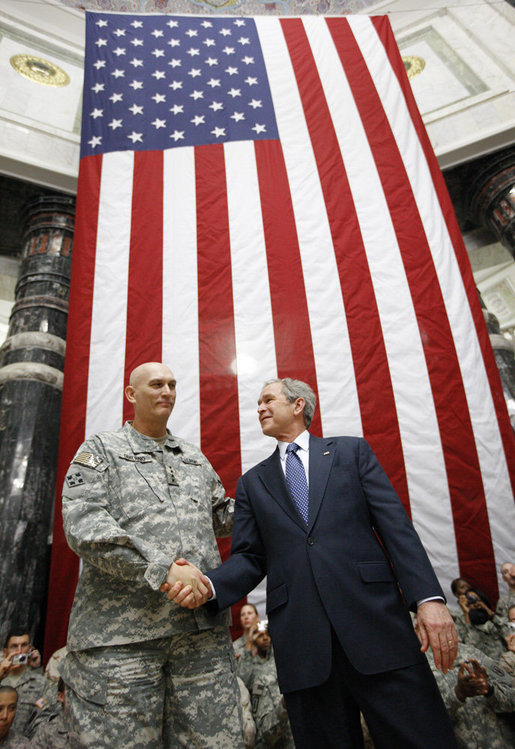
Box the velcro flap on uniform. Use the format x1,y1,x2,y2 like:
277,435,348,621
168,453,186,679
358,561,395,583
60,653,107,706
266,582,288,613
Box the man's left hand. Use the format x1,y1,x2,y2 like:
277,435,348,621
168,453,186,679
29,649,41,669
416,600,458,673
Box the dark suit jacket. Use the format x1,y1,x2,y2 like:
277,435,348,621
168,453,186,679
208,435,445,694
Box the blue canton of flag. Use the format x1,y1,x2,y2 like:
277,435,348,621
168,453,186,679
82,13,279,157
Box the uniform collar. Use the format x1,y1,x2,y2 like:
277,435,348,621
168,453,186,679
124,421,182,453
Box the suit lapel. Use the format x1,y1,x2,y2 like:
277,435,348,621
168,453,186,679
307,435,335,530
257,448,307,532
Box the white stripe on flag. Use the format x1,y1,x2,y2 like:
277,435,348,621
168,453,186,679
349,17,515,583
224,140,279,473
162,147,201,446
86,151,133,438
305,17,459,576
257,16,362,438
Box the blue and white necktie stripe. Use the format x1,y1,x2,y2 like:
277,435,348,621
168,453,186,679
285,442,309,524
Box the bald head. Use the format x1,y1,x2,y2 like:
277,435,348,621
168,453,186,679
125,362,176,438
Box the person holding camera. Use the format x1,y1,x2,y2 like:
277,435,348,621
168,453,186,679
0,631,51,739
458,591,508,661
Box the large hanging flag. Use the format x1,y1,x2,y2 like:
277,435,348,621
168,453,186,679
45,10,514,657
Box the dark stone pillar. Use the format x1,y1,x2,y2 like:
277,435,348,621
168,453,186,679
0,195,75,647
466,146,515,258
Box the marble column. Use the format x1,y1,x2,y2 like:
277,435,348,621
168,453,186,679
0,195,75,646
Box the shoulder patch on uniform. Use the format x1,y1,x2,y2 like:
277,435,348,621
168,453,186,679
73,452,103,469
66,470,85,488
35,697,47,709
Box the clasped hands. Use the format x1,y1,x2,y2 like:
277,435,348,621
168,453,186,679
160,558,212,608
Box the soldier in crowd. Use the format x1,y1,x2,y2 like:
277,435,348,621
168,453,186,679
233,604,260,660
0,631,53,739
61,362,244,748
0,687,29,748
499,609,515,683
30,678,68,749
497,562,515,618
457,590,508,660
240,623,294,749
425,640,514,748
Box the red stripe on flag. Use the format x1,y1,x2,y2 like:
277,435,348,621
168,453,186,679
45,154,103,658
371,16,515,500
254,139,322,437
281,18,410,512
327,18,498,601
195,144,241,497
122,151,164,421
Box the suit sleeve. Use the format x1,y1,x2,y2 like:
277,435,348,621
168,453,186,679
357,438,445,610
207,475,267,611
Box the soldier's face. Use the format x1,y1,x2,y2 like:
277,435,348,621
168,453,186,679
128,364,177,421
255,631,271,654
3,635,30,674
0,693,17,740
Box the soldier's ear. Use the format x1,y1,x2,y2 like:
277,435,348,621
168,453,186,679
125,385,136,403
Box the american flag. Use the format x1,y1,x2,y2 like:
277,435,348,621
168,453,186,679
45,11,515,656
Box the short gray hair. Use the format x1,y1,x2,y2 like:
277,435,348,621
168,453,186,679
263,378,317,428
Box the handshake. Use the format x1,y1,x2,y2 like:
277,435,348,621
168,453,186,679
160,559,213,609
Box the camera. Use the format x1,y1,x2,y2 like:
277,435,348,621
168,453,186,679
466,592,479,605
509,622,515,632
11,653,28,666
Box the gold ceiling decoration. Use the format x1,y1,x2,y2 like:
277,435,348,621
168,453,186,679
10,55,70,87
402,55,426,80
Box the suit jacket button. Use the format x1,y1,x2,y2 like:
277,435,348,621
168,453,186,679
307,537,314,546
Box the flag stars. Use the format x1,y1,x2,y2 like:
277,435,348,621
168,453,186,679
152,118,166,129
168,39,180,47
111,69,125,78
242,56,254,65
95,38,107,47
93,60,106,69
223,47,235,55
90,108,103,119
203,38,216,47
209,101,223,111
227,88,241,98
191,114,205,126
131,20,143,28
205,57,218,67
151,29,164,38
207,78,221,88
230,111,245,122
245,76,258,85
170,130,184,141
152,71,166,80
128,132,143,143
131,38,144,46
109,93,123,102
113,47,126,56
211,126,226,138
188,68,202,78
225,66,238,75
170,104,184,114
186,29,198,37
220,28,231,36
152,93,166,102
130,58,143,67
91,83,105,93
129,80,143,90
187,48,200,56
88,135,102,147
249,99,262,108
96,19,108,27
108,119,123,130
201,20,213,28
113,28,126,37
152,49,165,58
169,80,182,90
252,123,266,134
129,104,144,115
190,90,204,100
234,19,246,26
167,20,179,28
169,59,181,68
238,37,250,45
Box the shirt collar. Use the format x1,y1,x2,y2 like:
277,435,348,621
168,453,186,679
277,430,310,460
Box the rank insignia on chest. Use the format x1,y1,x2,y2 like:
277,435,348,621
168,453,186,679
66,471,85,488
73,451,103,469
166,464,179,486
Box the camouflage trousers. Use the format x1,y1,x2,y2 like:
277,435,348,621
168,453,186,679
62,627,244,749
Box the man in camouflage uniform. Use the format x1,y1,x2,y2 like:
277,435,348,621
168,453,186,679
497,562,515,618
0,687,30,748
61,362,244,748
426,641,515,748
0,632,53,739
240,623,294,749
30,678,69,749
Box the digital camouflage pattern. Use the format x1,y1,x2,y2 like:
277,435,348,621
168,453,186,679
460,616,509,661
496,590,515,619
1,672,52,739
61,423,244,748
63,629,243,749
30,711,68,749
0,731,30,747
62,423,233,649
426,641,515,749
239,648,294,749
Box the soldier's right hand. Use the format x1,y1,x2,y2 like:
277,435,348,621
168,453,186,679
161,558,212,607
0,653,13,679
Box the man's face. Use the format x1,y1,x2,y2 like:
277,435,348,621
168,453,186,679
257,382,300,441
254,631,271,655
3,635,30,673
0,692,17,740
127,363,176,422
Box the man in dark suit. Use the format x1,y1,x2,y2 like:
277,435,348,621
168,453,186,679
169,378,458,748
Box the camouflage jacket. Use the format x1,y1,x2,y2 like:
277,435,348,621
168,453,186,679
62,423,233,650
1,671,51,739
0,731,30,747
426,642,515,749
496,590,515,619
30,712,68,749
240,649,295,749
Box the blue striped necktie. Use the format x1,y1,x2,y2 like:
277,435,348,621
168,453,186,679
285,442,309,524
